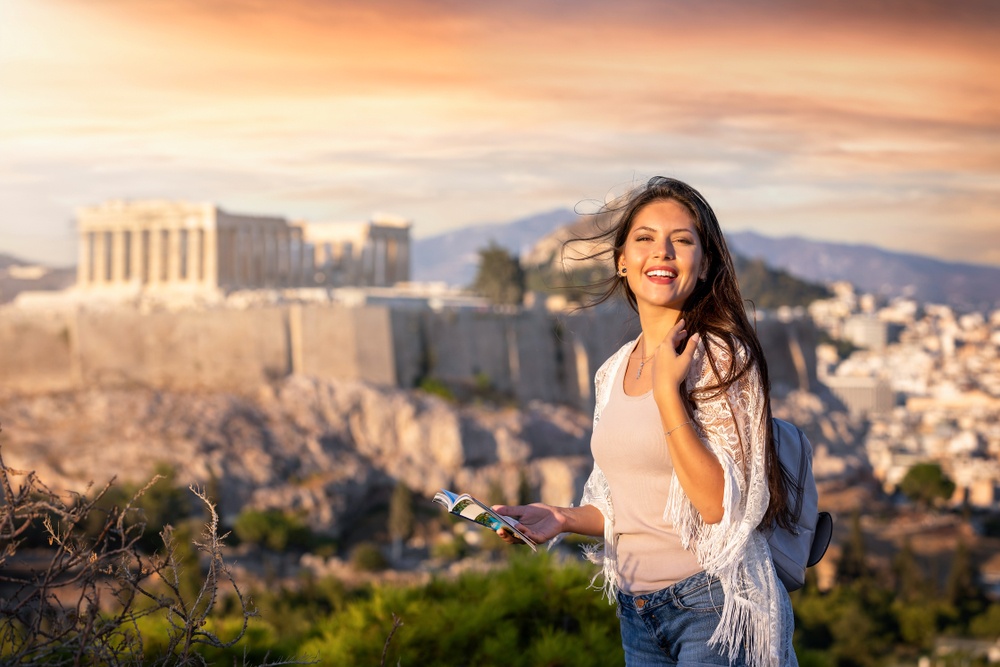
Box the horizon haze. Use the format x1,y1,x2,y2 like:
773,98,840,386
1,0,998,267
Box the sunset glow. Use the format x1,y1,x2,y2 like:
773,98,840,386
2,0,998,266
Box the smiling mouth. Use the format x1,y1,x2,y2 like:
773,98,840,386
646,269,677,278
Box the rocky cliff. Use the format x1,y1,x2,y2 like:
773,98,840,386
0,377,593,537
0,376,867,539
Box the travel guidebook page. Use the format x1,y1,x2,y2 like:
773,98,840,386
433,489,538,552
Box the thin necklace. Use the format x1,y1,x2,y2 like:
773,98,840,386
633,339,654,380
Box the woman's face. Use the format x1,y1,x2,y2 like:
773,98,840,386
617,198,707,315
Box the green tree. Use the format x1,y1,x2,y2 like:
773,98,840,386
892,600,938,654
388,481,414,562
969,603,1000,638
891,537,925,603
899,462,956,509
836,512,873,586
472,241,525,306
945,539,987,627
827,597,886,667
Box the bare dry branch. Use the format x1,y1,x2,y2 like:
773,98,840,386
0,434,310,667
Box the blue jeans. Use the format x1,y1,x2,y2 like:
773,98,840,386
617,571,748,666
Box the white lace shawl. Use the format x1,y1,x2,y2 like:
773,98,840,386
580,336,797,667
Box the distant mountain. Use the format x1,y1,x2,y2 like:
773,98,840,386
726,231,1000,312
0,253,24,270
521,213,830,308
0,253,76,304
412,208,576,286
413,212,999,311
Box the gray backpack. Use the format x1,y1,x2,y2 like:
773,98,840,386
764,418,833,591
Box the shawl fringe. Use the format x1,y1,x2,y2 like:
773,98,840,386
579,337,796,667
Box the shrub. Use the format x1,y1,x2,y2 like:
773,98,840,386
82,462,192,552
350,541,388,572
233,508,313,551
430,534,468,561
299,552,624,666
417,377,454,401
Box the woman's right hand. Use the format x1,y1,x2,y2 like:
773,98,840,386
491,503,605,544
491,503,565,545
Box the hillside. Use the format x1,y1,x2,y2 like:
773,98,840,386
412,208,576,286
415,213,999,311
0,376,594,538
520,213,830,308
0,253,76,303
727,231,1000,311
0,376,864,540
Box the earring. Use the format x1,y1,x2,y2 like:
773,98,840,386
617,267,627,277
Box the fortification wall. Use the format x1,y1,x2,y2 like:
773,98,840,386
0,302,818,407
389,307,604,407
293,304,395,384
0,304,394,395
0,311,76,393
755,317,820,396
72,307,290,390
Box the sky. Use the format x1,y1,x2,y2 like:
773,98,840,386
1,0,998,267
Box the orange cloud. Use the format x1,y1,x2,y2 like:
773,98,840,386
2,0,999,265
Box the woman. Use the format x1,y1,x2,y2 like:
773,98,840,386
495,177,797,666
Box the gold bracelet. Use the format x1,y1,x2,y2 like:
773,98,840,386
664,421,692,438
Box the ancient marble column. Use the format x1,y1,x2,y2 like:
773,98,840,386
373,235,386,286
397,233,410,283
167,227,182,282
77,231,92,287
264,229,277,287
130,228,145,283
204,227,218,287
93,231,108,284
248,226,261,287
187,227,202,283
111,230,127,283
271,229,282,286
148,228,163,284
289,229,299,286
277,228,290,286
301,228,311,286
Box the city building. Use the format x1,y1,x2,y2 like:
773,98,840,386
823,374,895,417
843,314,889,351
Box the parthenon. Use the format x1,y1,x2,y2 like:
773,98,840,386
305,215,411,287
75,200,411,292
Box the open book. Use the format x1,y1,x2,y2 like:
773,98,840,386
433,489,537,552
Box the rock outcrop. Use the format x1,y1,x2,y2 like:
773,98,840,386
772,389,871,484
0,377,868,539
0,377,592,537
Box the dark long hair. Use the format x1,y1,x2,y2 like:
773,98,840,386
572,176,793,531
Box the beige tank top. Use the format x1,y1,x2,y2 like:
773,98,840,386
591,347,702,594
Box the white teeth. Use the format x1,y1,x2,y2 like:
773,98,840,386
646,270,676,278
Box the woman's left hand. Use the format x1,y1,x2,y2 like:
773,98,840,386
651,319,700,401
649,320,724,524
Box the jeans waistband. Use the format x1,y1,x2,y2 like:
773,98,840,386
616,570,714,612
